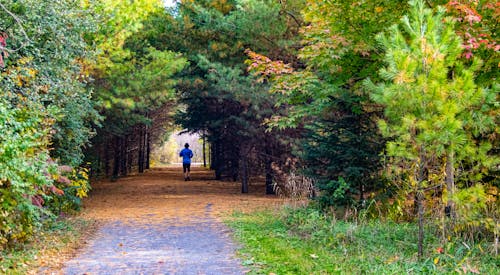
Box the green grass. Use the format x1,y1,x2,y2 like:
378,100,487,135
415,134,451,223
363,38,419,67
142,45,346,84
226,207,499,274
0,217,94,274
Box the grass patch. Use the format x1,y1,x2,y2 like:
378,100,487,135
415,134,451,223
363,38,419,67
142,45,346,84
0,217,97,274
226,206,499,274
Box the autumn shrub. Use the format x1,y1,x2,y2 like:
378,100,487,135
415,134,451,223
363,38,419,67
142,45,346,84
450,185,499,243
0,99,56,249
46,167,91,215
0,0,99,250
0,98,92,249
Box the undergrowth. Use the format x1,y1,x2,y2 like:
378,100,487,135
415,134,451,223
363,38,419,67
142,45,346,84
226,206,499,274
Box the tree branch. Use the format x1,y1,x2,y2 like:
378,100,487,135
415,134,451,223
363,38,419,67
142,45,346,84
0,2,32,53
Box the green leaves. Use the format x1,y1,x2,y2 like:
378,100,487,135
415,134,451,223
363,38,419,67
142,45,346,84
0,98,54,247
1,0,99,248
367,0,498,241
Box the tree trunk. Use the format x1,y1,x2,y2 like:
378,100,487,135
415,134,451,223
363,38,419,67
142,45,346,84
210,140,216,170
416,155,427,260
417,190,424,259
359,181,364,204
445,150,455,219
127,135,133,174
208,142,211,169
138,127,144,173
104,140,110,177
265,147,275,195
203,135,207,168
241,156,249,193
121,136,127,176
112,136,119,179
145,127,151,170
231,159,239,182
214,141,222,180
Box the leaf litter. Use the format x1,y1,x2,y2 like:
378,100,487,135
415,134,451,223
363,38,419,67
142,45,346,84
43,166,287,274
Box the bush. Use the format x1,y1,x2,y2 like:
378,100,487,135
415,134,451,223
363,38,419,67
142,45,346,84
46,166,91,215
0,99,55,248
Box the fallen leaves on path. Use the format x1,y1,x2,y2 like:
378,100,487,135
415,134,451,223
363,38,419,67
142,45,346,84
36,165,288,273
81,166,284,224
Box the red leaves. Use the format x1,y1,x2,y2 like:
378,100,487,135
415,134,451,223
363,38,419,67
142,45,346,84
50,185,65,196
31,195,44,207
446,1,499,59
56,176,71,185
244,49,293,82
0,32,8,67
31,186,65,208
0,33,6,48
58,165,73,173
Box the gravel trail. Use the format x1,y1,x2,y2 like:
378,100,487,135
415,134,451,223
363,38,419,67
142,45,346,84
61,166,279,275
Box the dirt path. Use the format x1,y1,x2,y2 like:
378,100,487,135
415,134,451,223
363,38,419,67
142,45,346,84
61,166,282,274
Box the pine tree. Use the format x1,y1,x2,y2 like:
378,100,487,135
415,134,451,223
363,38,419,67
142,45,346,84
301,92,384,208
365,0,498,257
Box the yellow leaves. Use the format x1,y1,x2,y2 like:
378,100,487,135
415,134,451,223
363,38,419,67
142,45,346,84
394,70,413,84
9,57,38,87
385,255,399,264
38,85,50,94
433,257,439,264
394,56,415,84
18,57,33,65
210,0,233,14
71,168,90,198
80,0,91,8
375,7,384,13
76,187,88,198
420,37,445,71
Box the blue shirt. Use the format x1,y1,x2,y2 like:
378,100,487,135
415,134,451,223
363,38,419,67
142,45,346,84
179,148,193,164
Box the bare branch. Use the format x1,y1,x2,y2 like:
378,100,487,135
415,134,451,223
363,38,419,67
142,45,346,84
0,2,32,53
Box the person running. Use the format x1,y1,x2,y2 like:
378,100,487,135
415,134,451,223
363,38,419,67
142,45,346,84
179,143,194,181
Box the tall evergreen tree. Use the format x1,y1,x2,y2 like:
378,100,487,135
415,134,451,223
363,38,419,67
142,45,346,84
365,0,498,257
85,0,187,177
246,0,408,206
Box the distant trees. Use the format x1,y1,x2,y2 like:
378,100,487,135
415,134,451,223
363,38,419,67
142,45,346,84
131,0,306,193
83,0,187,178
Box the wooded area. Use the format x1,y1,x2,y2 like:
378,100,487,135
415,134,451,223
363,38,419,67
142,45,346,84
0,0,498,265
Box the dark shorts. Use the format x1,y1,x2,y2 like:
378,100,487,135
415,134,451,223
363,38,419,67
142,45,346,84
183,163,191,172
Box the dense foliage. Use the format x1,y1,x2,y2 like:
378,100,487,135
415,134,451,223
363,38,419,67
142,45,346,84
0,0,97,248
252,0,409,207
365,0,498,256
